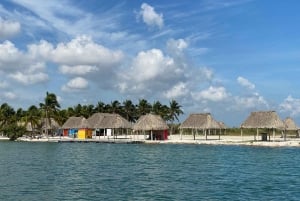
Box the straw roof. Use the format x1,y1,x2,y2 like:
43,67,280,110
284,117,299,130
41,118,60,130
133,113,168,131
88,113,132,129
241,111,285,129
179,113,220,129
62,116,91,129
218,121,227,129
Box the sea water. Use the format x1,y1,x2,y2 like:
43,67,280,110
0,142,299,201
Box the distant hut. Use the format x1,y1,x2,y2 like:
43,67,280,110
88,113,132,138
218,121,227,135
179,113,220,140
62,116,92,139
41,118,60,136
284,117,299,138
240,111,285,141
133,113,169,140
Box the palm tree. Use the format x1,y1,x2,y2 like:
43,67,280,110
137,99,152,117
25,105,41,136
168,100,184,135
39,92,60,136
0,103,16,126
109,100,121,114
122,100,136,122
95,101,106,113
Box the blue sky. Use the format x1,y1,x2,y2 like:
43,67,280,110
0,0,300,127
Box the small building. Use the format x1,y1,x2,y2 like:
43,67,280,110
284,117,299,138
87,113,132,138
62,116,92,139
133,113,169,140
179,113,220,140
240,111,285,141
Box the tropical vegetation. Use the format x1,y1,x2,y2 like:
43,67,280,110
0,92,183,140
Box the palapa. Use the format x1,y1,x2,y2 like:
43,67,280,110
62,116,91,129
284,117,299,131
133,113,168,131
179,113,220,129
88,113,131,129
241,111,285,129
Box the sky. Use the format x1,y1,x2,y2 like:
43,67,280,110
0,0,300,127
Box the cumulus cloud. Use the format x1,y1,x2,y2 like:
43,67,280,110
139,3,164,29
0,41,24,70
51,35,123,66
9,71,48,85
59,65,98,75
279,95,300,116
0,18,20,39
164,82,189,99
118,48,184,95
192,86,229,102
237,76,255,90
62,77,89,92
234,92,268,109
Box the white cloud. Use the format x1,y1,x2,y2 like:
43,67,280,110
3,91,17,100
51,35,123,66
192,86,228,102
234,92,268,109
0,40,24,70
9,71,48,85
279,95,300,117
118,48,184,95
139,3,164,29
164,82,189,99
62,77,89,92
59,65,98,75
0,18,20,39
237,76,255,90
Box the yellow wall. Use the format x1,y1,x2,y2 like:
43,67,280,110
78,129,92,139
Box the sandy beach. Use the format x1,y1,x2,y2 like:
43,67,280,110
15,134,300,147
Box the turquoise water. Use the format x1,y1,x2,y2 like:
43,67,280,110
0,142,299,201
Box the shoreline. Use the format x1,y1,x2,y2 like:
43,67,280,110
13,134,300,147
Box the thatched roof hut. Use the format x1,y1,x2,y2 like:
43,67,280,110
179,113,220,129
41,118,60,130
88,113,131,129
62,116,91,129
133,113,168,131
284,117,299,131
241,111,285,129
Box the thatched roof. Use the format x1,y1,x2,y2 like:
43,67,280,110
88,113,132,129
284,117,299,130
41,118,60,129
133,113,168,131
62,116,91,129
241,111,285,129
179,113,220,129
218,121,227,129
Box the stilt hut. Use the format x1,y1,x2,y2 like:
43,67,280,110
240,111,285,141
88,113,132,139
284,117,299,138
133,114,169,140
62,116,92,139
179,113,220,140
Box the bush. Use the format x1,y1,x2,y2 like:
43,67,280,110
1,124,26,141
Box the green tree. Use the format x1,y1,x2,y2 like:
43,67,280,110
168,100,184,135
39,92,60,136
137,99,152,117
25,105,41,136
122,100,136,122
